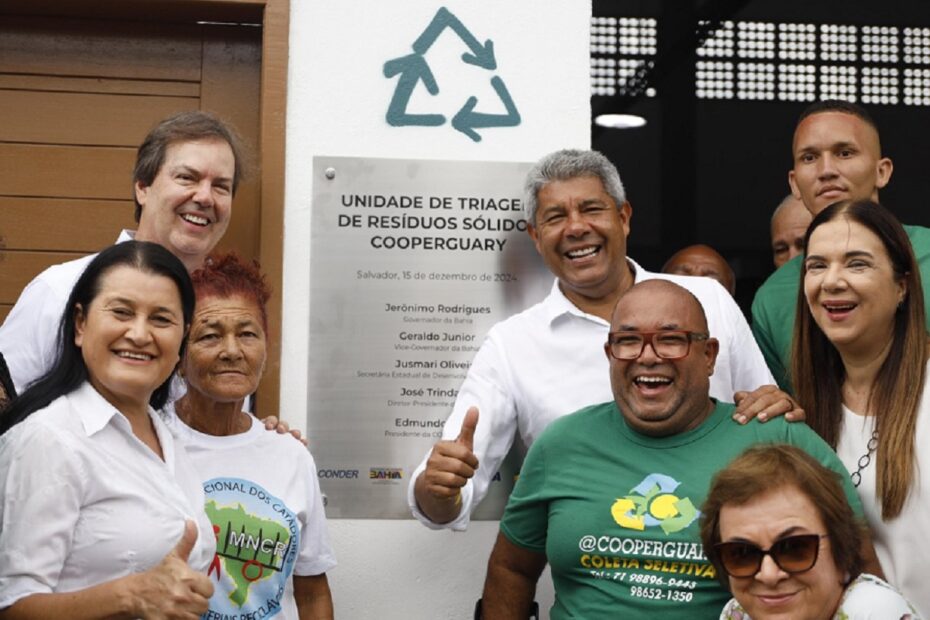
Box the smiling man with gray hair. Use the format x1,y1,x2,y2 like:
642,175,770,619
409,149,787,530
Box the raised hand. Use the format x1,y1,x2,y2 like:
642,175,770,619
422,407,480,500
131,520,214,619
414,407,481,523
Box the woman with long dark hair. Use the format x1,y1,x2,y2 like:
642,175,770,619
0,241,215,619
791,200,929,616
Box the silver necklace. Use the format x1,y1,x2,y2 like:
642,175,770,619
850,429,879,488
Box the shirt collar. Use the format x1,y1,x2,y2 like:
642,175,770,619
70,381,140,437
626,257,645,283
542,257,642,326
117,229,136,243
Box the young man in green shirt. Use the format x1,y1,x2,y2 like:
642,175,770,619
751,100,930,389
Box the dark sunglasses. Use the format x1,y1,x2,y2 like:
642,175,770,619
714,533,827,578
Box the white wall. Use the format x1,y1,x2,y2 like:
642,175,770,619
283,2,590,617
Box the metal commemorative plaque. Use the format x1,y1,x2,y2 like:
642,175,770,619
308,155,550,518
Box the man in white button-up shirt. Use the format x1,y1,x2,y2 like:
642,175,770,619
0,111,244,396
410,149,792,530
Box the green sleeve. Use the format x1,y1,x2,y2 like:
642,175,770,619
786,423,865,519
751,259,802,392
751,300,790,391
903,225,930,333
499,434,551,553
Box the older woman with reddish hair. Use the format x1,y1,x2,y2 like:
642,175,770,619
167,253,335,619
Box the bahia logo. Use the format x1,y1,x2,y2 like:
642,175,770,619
369,467,404,481
318,469,360,479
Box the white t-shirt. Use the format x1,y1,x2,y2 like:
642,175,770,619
720,573,922,619
408,259,775,530
0,231,133,395
837,377,930,619
166,407,336,620
0,381,215,609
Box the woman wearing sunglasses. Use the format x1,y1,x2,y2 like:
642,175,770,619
791,200,929,616
701,444,918,619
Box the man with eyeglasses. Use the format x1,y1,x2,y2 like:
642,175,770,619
479,280,875,618
410,149,786,531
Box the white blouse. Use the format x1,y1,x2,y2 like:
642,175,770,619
0,381,214,609
836,383,930,618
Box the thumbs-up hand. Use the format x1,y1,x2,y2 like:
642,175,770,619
421,407,480,502
170,519,199,562
455,406,478,452
130,520,214,619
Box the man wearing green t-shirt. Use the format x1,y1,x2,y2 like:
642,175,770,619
751,100,930,389
480,280,875,619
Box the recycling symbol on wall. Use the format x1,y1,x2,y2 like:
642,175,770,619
383,6,521,143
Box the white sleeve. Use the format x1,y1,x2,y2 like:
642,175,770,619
407,331,518,531
294,452,337,576
0,277,67,394
839,575,922,619
0,423,84,608
716,282,776,393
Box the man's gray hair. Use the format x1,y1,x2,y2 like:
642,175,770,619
523,149,627,224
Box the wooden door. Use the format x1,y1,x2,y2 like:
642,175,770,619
0,14,262,322
0,9,275,405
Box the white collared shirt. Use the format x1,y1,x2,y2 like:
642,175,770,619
0,231,134,394
408,258,774,530
0,381,215,608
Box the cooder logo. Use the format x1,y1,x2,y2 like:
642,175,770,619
318,469,360,479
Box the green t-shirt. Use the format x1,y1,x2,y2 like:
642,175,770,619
500,401,863,620
751,224,930,390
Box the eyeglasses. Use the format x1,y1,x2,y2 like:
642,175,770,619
605,330,709,361
714,534,827,578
